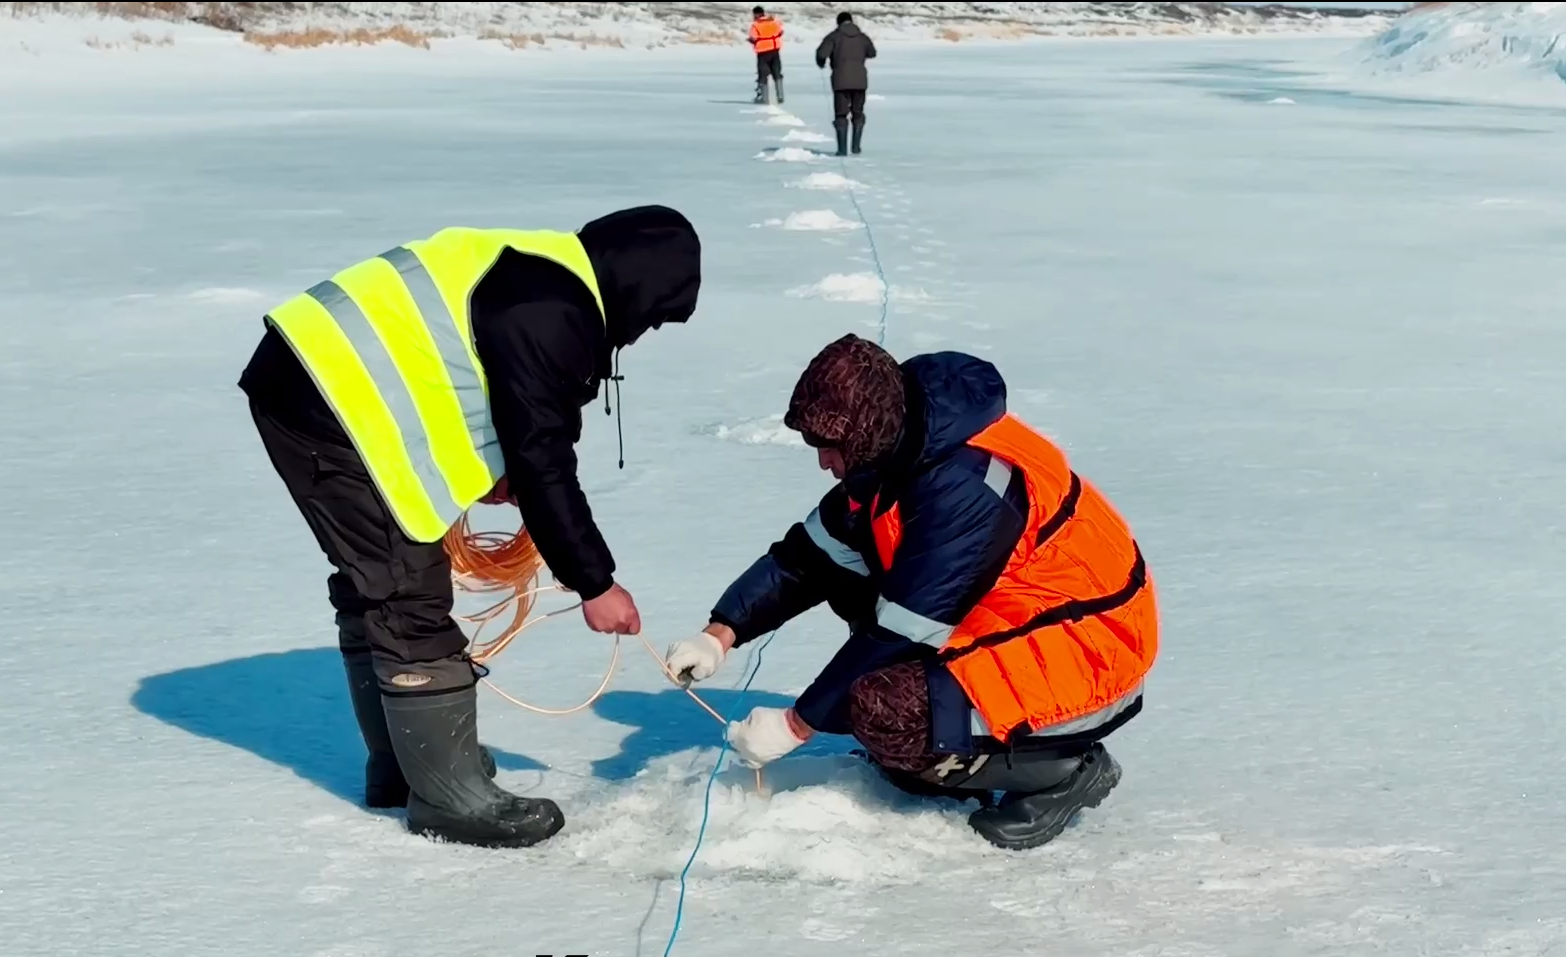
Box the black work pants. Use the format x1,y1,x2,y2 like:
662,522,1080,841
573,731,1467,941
756,50,782,84
833,89,866,125
248,393,474,695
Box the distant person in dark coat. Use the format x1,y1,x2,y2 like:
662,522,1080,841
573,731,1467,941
815,11,877,156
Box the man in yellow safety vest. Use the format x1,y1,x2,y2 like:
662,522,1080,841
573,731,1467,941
237,205,701,848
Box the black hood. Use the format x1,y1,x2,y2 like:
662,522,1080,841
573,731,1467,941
577,205,701,351
835,21,864,38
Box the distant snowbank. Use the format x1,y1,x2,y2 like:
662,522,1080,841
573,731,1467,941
1345,2,1566,102
1,1,1396,63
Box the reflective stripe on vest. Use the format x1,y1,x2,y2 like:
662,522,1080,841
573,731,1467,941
868,413,1158,740
750,17,782,53
264,228,604,543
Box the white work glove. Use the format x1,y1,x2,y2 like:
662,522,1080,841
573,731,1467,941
664,631,726,687
726,706,809,769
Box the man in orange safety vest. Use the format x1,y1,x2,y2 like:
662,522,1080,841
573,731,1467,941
748,6,785,105
664,335,1159,850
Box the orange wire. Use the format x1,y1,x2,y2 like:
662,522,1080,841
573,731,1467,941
446,512,576,665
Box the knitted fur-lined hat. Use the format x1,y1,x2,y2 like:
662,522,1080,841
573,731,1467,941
784,334,905,471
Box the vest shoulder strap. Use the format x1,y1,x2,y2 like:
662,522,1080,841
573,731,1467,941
965,414,1073,518
408,227,606,327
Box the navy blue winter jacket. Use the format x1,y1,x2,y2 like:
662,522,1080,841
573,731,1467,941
710,352,1029,734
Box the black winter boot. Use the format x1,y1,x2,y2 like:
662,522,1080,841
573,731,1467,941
966,744,1121,851
343,652,408,808
344,652,496,809
383,687,563,848
834,119,849,157
850,117,864,155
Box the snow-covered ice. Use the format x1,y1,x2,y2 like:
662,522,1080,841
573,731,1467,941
700,414,807,447
1339,1,1566,104
788,272,888,303
781,210,862,232
4,11,1566,957
780,128,831,144
755,145,819,163
789,171,861,191
759,111,807,127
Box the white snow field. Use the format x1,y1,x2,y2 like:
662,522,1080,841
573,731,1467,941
4,18,1566,957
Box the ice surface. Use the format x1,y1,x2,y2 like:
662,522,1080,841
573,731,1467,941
3,18,1566,957
186,286,269,303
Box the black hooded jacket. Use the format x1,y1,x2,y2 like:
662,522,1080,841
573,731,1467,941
815,20,877,91
240,205,701,601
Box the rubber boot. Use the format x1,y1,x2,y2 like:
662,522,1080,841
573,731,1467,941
343,652,409,808
344,653,496,809
966,744,1122,851
850,117,864,155
834,119,849,157
754,79,766,105
775,76,785,104
383,687,563,848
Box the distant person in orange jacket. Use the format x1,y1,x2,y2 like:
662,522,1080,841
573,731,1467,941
748,6,785,104
664,335,1160,850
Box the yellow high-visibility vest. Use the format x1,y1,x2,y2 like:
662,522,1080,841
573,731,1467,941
265,228,605,543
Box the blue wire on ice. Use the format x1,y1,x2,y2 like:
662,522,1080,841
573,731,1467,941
661,628,778,957
665,69,893,953
819,70,890,348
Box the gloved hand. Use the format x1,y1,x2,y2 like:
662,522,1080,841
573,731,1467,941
726,706,810,769
664,631,727,687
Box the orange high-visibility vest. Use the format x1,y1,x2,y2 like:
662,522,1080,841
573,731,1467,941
869,414,1158,741
749,16,783,53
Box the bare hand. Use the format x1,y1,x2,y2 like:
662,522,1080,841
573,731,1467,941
582,583,641,635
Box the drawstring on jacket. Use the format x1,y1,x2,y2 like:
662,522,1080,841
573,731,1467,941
604,348,625,469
